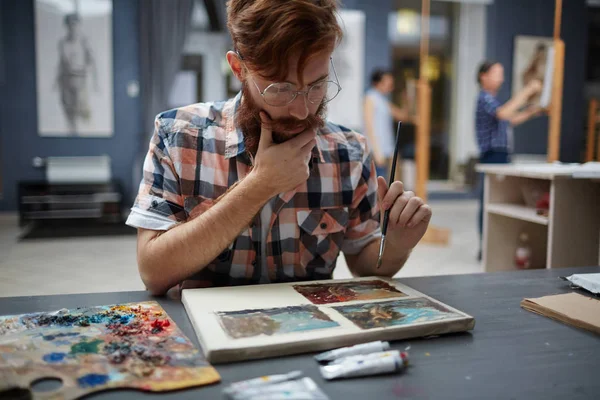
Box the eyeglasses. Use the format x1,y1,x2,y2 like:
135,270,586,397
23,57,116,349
238,52,342,107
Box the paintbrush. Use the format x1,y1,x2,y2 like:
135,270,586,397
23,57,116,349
376,121,403,269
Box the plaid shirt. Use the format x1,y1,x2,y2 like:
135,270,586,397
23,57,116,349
475,90,510,154
127,92,381,289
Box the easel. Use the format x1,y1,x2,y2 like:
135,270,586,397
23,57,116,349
586,98,600,162
547,0,565,162
415,0,450,245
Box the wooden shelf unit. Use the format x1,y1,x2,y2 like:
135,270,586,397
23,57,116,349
477,164,600,272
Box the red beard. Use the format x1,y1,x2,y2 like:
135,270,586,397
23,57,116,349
235,81,327,156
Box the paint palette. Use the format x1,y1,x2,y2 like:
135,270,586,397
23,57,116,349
182,277,475,363
0,302,220,399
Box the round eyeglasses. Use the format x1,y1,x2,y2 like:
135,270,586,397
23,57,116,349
251,78,341,107
240,54,342,107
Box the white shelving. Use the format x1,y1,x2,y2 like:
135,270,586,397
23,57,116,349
477,163,600,272
487,204,548,225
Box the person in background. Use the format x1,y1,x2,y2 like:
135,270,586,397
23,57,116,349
364,69,411,177
475,60,544,261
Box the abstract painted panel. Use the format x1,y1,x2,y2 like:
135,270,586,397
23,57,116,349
332,298,462,330
293,280,406,305
217,306,339,339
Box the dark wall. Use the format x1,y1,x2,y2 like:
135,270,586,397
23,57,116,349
486,0,588,162
0,0,141,211
342,0,392,90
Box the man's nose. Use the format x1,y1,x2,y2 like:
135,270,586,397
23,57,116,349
288,93,309,120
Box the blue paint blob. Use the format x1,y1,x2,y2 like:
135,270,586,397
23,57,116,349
43,332,79,341
77,373,110,388
42,352,67,363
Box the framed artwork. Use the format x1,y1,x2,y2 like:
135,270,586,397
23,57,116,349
328,9,365,132
34,0,113,137
511,35,554,108
182,277,475,363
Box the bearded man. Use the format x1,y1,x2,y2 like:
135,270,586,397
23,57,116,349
127,0,432,296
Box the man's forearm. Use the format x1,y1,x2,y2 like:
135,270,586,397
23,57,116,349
346,238,410,277
138,172,271,294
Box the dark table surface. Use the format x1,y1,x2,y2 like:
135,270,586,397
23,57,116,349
1,266,599,399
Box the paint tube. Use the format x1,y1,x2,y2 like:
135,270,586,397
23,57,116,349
224,371,303,399
230,377,329,400
319,352,407,380
329,349,409,366
314,340,390,362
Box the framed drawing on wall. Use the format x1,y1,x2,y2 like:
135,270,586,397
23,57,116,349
511,35,554,108
34,0,113,137
328,10,365,132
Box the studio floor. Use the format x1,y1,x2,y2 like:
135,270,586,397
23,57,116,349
0,200,482,298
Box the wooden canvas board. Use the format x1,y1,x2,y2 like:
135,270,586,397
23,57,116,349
511,36,554,107
0,302,219,400
182,277,475,364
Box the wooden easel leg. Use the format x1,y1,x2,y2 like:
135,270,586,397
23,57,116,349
547,39,564,163
587,99,597,162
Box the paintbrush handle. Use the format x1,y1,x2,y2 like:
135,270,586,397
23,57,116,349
380,122,402,237
381,209,391,236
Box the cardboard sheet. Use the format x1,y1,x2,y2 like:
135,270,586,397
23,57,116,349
521,292,600,335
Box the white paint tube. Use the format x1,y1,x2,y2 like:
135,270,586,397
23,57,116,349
320,352,407,380
231,377,329,400
224,371,303,398
314,341,390,362
329,350,409,366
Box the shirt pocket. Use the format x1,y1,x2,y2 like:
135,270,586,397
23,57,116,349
296,207,349,276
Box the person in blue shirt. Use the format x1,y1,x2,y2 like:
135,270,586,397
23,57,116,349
364,69,410,178
475,60,543,260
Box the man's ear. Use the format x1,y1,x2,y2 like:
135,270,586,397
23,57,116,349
226,51,244,82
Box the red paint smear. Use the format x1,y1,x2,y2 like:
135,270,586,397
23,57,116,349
151,319,170,330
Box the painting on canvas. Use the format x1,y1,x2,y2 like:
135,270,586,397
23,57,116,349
217,305,339,339
181,278,475,363
293,279,406,304
332,298,462,329
511,36,554,107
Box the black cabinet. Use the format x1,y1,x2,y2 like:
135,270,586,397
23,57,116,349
18,181,124,227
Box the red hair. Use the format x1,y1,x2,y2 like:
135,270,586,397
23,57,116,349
227,0,343,85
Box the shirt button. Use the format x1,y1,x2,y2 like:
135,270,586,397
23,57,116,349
320,223,327,229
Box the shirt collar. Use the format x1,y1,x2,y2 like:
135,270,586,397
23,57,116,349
223,91,325,164
224,91,246,160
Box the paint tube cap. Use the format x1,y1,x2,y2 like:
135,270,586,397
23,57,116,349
400,351,410,366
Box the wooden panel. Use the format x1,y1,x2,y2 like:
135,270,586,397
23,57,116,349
548,179,600,268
